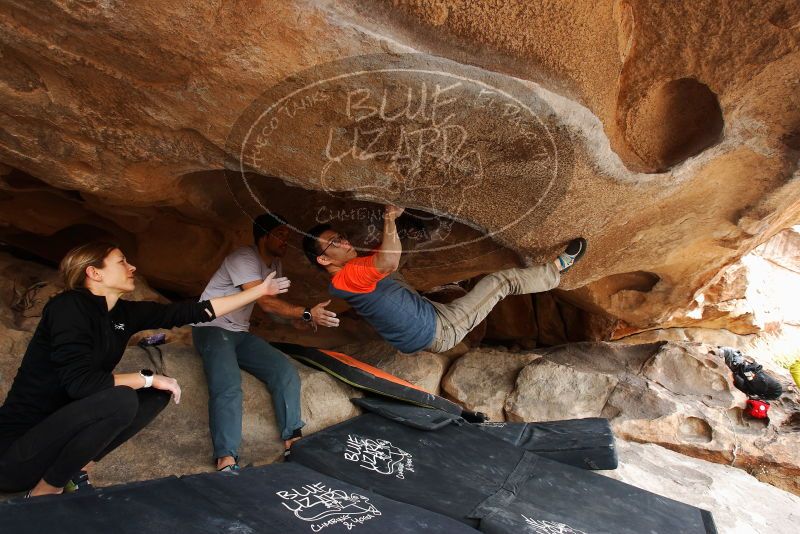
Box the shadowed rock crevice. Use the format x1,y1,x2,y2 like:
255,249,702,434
624,78,724,172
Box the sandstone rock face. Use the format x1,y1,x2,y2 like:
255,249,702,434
0,1,798,333
604,440,800,534
450,341,800,496
612,227,800,374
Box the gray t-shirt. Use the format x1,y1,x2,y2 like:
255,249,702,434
193,246,281,332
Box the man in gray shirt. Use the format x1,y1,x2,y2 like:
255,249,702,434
192,213,338,471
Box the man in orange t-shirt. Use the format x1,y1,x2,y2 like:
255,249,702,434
303,206,586,354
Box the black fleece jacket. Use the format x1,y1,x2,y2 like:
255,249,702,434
0,289,215,447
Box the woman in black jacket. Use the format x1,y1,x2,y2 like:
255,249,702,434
0,242,290,497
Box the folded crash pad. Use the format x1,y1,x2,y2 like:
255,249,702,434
1,463,478,534
274,343,482,419
350,397,617,470
351,396,464,430
289,413,717,533
475,418,618,470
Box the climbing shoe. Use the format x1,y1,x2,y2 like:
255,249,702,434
217,463,241,473
64,470,93,493
556,238,587,273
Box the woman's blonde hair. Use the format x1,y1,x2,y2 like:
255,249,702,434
59,241,120,290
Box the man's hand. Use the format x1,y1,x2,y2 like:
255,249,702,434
385,205,405,221
311,300,339,327
152,375,182,404
260,271,291,296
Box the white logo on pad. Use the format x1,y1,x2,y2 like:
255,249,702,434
276,482,381,531
343,434,415,479
522,515,587,534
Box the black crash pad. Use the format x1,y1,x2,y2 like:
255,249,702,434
1,463,478,534
351,396,464,430
474,418,618,470
180,462,478,533
0,477,234,534
351,397,617,470
289,413,717,533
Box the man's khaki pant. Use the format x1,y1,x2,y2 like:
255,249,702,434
427,263,560,353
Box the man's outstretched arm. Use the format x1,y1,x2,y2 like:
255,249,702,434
373,205,405,273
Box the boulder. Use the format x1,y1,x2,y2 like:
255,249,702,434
442,348,539,421
378,351,451,396
505,359,618,422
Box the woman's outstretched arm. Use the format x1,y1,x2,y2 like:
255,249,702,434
209,271,290,317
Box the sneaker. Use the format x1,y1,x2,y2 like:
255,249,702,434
64,470,93,493
556,238,587,273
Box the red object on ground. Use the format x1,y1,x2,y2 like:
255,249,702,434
745,399,770,419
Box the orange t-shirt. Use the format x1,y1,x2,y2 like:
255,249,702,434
331,254,389,294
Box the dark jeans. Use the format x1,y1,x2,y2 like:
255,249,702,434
191,326,304,458
0,386,169,492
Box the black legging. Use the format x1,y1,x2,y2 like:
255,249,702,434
0,386,169,492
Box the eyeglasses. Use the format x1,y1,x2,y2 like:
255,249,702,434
318,233,347,257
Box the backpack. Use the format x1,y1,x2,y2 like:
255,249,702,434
732,362,783,400
720,347,783,400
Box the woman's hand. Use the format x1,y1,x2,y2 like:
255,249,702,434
152,375,182,404
260,271,291,296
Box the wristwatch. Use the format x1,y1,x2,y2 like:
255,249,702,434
301,307,313,323
139,368,155,388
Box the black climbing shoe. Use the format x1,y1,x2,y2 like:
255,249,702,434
556,238,587,273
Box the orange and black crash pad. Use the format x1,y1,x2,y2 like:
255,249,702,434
273,343,485,421
0,463,478,534
289,413,717,533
